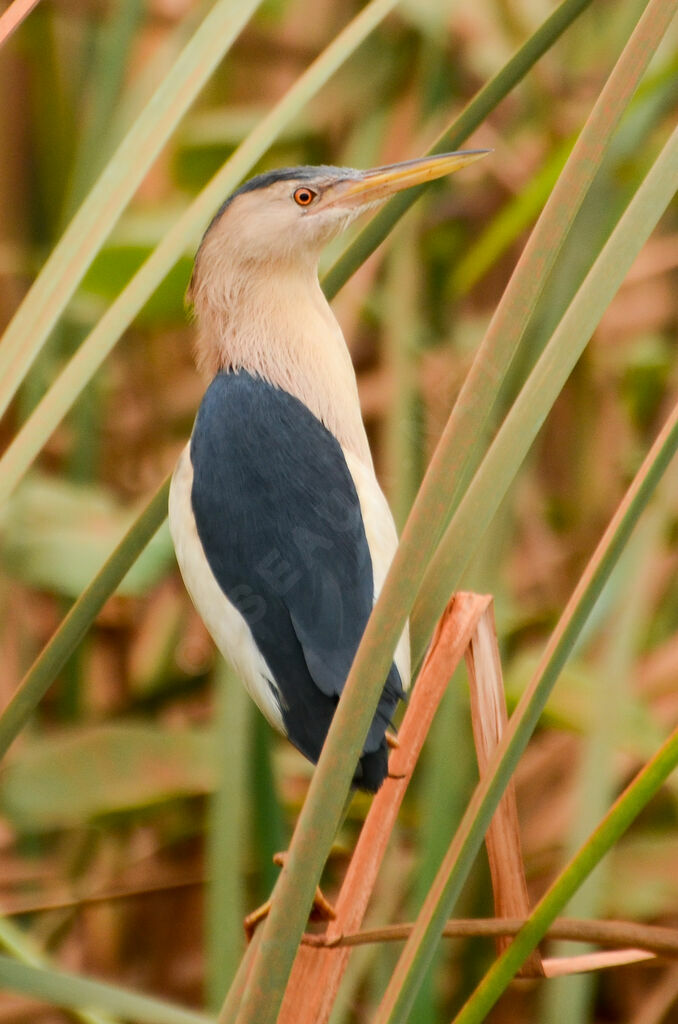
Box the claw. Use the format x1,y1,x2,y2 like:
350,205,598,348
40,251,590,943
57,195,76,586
243,900,272,942
244,851,336,941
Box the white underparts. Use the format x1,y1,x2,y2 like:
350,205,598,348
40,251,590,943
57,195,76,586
344,451,411,691
181,189,410,709
169,446,287,734
169,438,411,734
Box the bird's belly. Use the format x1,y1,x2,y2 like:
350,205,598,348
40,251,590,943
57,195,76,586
343,451,411,691
169,446,286,734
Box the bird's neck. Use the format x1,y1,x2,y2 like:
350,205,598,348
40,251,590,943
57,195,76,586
193,261,373,466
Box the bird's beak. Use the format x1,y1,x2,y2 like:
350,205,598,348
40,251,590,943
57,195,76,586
321,150,489,211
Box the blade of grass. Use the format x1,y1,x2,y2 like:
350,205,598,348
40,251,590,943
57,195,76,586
217,931,263,1024
326,854,405,1024
0,953,216,1024
0,918,117,1024
249,711,286,904
0,0,594,508
449,138,571,297
322,0,595,300
409,664,475,1022
0,0,628,705
408,0,678,665
231,6,677,1021
412,120,678,656
383,215,422,530
0,0,264,417
0,0,601,781
0,3,638,1015
0,0,404,753
0,0,602,810
0,476,170,761
505,56,678,419
541,526,653,1021
0,0,42,48
63,0,144,219
450,50,678,302
452,723,678,1023
59,0,143,486
373,126,678,1024
275,595,490,1024
207,659,252,1010
25,4,73,244
0,0,400,507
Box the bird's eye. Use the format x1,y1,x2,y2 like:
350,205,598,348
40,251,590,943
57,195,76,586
293,186,317,207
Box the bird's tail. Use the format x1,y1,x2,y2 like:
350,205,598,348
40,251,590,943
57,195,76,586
354,743,389,792
354,662,405,791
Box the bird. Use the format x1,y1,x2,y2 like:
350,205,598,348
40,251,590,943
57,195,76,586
169,151,486,793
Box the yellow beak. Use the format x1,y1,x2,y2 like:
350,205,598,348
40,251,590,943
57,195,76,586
322,150,489,210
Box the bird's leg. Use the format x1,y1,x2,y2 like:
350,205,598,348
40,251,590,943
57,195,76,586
385,730,399,749
243,791,356,941
243,899,272,942
243,852,337,942
275,852,338,922
384,728,409,780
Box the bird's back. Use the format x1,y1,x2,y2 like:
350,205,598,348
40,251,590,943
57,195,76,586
169,370,406,790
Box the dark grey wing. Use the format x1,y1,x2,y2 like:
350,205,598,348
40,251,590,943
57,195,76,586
189,371,403,786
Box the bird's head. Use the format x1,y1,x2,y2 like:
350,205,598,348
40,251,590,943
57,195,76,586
188,150,488,301
187,150,489,393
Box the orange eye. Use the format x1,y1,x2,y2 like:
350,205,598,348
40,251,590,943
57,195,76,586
293,186,316,207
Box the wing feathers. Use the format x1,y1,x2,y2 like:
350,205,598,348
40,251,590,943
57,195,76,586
186,370,405,786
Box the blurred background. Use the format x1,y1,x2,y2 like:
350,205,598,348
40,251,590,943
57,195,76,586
0,0,677,1020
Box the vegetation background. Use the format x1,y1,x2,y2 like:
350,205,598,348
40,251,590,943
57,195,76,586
0,0,677,1020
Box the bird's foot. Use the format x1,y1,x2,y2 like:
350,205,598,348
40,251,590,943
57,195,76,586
386,729,407,779
243,900,272,942
385,730,400,749
243,851,337,942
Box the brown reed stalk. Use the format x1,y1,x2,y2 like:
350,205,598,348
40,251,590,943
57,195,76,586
276,592,491,1024
278,593,663,1015
0,0,42,48
464,604,544,976
301,917,677,959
